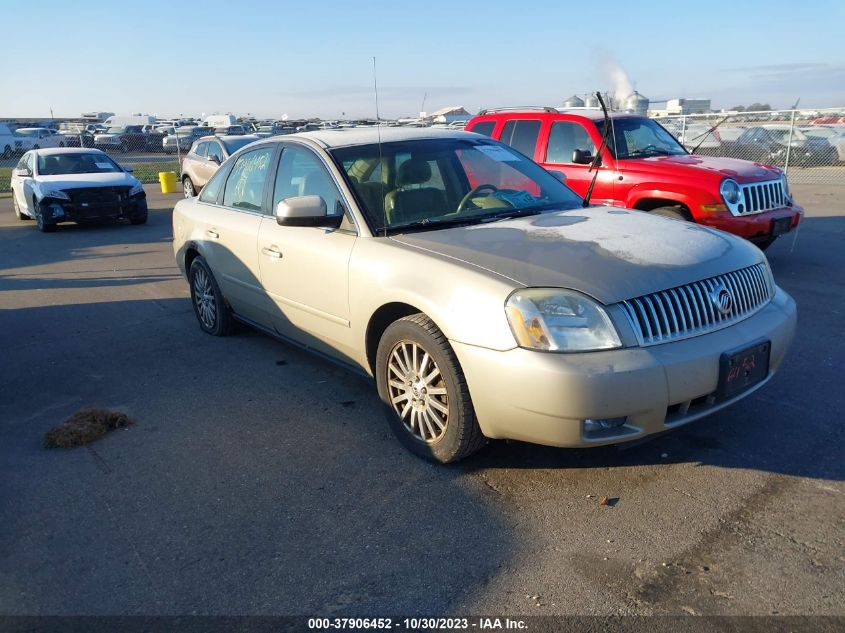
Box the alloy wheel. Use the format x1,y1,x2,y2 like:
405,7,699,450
183,179,194,198
387,340,449,443
192,267,216,329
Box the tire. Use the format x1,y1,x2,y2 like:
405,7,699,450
120,141,129,153
375,313,485,463
12,195,31,220
189,256,232,336
182,176,196,198
129,212,148,225
2,145,11,159
34,198,56,233
650,206,692,222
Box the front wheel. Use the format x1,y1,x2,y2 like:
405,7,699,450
375,313,485,463
189,256,232,336
129,211,148,225
34,199,56,232
182,176,196,198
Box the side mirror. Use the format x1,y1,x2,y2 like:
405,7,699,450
208,155,220,164
275,195,342,228
572,149,597,165
13,168,32,177
123,165,134,173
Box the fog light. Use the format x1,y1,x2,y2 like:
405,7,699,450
584,417,627,434
49,204,65,219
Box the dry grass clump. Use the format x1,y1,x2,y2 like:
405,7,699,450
43,408,133,448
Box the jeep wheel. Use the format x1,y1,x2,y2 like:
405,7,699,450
375,313,485,463
189,256,232,336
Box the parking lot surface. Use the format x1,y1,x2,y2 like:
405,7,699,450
0,185,843,616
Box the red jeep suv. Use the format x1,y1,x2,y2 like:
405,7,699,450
466,107,803,249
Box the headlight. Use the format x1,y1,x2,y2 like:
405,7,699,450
719,178,740,205
40,188,70,200
780,173,791,201
505,288,622,352
129,182,144,196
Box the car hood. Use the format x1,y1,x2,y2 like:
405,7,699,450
390,206,763,305
624,154,782,182
37,172,138,189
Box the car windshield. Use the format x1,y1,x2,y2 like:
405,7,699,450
37,153,122,175
597,117,687,159
221,136,258,153
330,137,583,233
767,128,807,142
107,127,126,134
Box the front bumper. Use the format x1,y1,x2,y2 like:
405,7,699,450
698,205,803,241
452,287,796,448
41,194,147,223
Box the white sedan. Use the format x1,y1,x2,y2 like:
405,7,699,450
9,148,148,232
12,127,66,151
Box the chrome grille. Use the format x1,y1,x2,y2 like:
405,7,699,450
737,180,787,215
620,263,773,346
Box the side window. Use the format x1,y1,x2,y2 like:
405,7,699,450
273,146,344,215
198,166,226,203
468,121,495,137
194,142,208,158
221,146,274,211
16,154,30,171
207,142,224,163
546,121,596,164
499,120,541,158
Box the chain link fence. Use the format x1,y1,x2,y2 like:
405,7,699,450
651,107,845,186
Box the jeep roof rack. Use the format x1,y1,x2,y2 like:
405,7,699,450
476,106,559,115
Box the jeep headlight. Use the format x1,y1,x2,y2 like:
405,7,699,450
505,288,621,352
719,178,740,205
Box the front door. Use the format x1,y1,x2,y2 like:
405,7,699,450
257,144,357,362
10,153,34,214
539,119,616,205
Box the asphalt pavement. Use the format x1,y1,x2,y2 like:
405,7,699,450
0,185,842,617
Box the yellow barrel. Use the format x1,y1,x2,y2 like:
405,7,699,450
158,171,178,194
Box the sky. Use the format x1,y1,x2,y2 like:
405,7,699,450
3,0,844,119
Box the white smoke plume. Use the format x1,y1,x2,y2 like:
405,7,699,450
594,49,634,106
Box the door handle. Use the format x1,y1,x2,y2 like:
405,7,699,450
206,229,219,238
261,246,282,259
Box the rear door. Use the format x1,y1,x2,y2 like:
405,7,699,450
196,145,277,325
497,118,542,161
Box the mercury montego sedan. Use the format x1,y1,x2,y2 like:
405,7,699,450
171,128,796,463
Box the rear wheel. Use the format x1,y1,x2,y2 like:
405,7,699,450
189,256,231,336
12,195,31,220
183,176,196,198
650,206,692,222
375,313,485,463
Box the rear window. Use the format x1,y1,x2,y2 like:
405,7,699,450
499,120,541,158
468,121,495,137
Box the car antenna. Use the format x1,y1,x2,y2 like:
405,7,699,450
372,56,387,237
583,92,611,208
689,115,730,155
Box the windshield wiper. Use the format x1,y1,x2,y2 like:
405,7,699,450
385,215,486,234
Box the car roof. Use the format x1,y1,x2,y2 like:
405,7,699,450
32,147,108,157
473,108,641,122
275,126,482,149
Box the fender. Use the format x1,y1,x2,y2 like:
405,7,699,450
624,183,701,212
